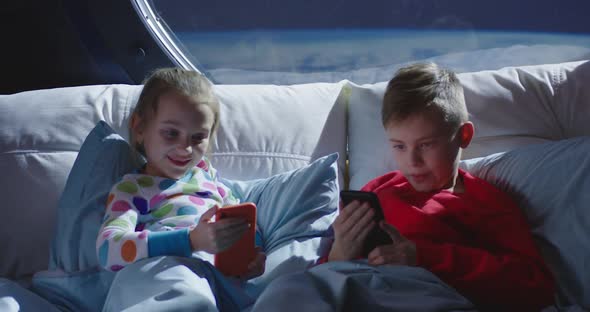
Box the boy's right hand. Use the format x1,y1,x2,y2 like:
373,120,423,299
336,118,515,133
189,206,250,253
328,200,376,261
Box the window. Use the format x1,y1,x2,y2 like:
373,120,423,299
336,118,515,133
139,0,590,84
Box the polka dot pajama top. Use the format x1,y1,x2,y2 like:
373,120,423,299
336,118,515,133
95,159,238,272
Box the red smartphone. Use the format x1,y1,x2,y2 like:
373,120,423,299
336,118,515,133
340,190,392,256
214,202,257,277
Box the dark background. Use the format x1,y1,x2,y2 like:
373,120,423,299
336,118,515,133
2,0,589,94
155,0,590,33
1,0,172,94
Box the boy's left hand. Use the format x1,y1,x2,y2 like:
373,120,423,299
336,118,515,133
239,247,266,280
367,221,417,266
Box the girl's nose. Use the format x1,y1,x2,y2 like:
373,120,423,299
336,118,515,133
177,138,192,154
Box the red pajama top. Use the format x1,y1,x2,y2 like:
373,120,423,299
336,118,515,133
343,169,554,311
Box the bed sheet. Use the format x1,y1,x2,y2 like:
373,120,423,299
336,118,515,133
0,278,60,312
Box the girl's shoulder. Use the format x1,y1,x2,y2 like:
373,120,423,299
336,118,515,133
195,157,220,178
110,172,163,190
195,157,212,172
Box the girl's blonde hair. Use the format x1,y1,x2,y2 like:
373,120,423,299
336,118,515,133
382,62,468,133
130,68,220,155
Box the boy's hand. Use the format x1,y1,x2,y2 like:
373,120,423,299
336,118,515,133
367,221,416,266
239,247,266,280
328,200,376,261
189,206,249,253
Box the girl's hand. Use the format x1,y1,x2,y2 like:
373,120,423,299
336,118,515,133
328,200,376,261
367,221,416,266
239,247,266,280
189,206,250,253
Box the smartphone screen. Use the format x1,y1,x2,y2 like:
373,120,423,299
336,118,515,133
340,190,392,256
214,203,257,277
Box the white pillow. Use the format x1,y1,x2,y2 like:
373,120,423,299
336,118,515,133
0,81,347,279
460,60,590,159
0,85,138,279
347,61,590,190
211,82,347,187
460,137,590,308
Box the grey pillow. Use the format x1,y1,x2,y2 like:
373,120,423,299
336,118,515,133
461,136,590,308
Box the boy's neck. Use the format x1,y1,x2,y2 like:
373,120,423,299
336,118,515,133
443,172,465,193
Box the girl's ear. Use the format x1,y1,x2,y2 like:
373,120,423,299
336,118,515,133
130,113,144,141
130,112,148,156
459,122,474,148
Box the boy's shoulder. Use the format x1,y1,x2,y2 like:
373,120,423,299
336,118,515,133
360,169,521,213
362,169,514,201
461,169,518,207
461,169,497,193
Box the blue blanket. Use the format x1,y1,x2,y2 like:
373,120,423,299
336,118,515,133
102,256,253,312
250,261,477,312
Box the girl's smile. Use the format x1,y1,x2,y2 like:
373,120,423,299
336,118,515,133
167,156,192,167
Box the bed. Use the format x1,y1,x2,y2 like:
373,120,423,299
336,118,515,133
0,61,589,311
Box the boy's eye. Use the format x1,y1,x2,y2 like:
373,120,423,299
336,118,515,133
392,144,405,151
420,142,434,149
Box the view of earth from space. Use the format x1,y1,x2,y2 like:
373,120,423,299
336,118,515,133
178,29,590,85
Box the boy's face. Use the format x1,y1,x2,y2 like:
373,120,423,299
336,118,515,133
385,112,463,192
138,90,215,180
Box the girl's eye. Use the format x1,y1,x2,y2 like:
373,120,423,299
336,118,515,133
161,129,179,139
191,134,208,145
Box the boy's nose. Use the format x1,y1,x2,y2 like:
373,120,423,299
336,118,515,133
409,149,423,166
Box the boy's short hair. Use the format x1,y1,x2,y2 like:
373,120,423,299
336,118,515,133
382,62,468,132
130,67,220,154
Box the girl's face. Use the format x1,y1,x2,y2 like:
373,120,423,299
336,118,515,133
385,112,468,192
136,90,215,179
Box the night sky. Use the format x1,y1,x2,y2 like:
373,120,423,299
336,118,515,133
154,0,590,34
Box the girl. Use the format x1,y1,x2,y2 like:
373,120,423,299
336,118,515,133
95,68,265,280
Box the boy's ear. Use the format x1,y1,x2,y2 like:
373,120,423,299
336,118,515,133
459,122,474,148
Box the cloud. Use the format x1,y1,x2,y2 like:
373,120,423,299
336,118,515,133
178,30,590,84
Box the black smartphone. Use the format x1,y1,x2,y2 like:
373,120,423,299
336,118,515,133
340,190,393,256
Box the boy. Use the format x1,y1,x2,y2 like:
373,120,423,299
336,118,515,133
325,63,555,311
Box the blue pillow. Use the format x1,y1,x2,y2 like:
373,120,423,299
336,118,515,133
461,137,590,309
223,153,339,297
222,153,339,254
42,121,339,308
49,121,144,272
36,121,141,311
